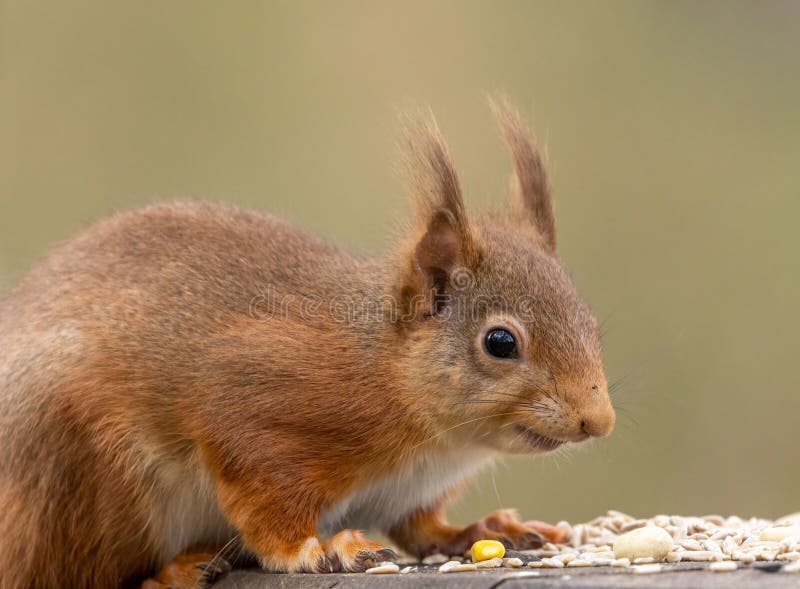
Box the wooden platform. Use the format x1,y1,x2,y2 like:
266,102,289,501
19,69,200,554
214,562,797,588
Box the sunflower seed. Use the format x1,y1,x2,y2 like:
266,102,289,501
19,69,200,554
632,564,662,574
365,563,400,574
709,561,737,572
785,560,800,573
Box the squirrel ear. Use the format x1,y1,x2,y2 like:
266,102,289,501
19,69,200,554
490,95,557,252
400,111,479,317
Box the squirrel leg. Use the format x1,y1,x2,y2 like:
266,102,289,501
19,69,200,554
389,503,549,557
214,474,397,572
323,529,398,572
213,474,335,573
139,546,232,589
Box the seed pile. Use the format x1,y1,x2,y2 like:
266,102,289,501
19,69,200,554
528,510,800,573
363,510,800,575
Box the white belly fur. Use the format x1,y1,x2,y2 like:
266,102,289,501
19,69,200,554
318,446,497,535
150,456,235,561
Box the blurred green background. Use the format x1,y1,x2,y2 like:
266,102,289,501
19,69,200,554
1,1,798,526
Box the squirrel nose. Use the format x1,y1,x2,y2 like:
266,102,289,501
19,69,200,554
581,419,603,437
579,391,616,438
580,411,615,438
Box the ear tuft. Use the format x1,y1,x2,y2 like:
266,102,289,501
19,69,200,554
401,110,478,266
398,110,479,318
489,94,557,251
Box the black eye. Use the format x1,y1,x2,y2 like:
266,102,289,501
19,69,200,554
485,328,517,359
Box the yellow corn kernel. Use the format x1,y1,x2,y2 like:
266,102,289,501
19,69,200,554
471,539,505,562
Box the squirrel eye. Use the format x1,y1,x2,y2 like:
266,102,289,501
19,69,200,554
485,328,517,359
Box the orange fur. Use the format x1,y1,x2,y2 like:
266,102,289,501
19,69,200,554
0,100,614,588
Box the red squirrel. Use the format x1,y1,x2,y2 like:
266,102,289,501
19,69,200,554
0,99,615,588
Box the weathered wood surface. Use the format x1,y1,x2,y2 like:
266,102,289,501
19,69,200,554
214,562,796,588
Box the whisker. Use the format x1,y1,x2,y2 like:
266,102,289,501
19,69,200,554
499,388,559,404
492,391,536,401
410,410,529,451
490,470,503,508
194,535,241,589
612,403,639,426
608,372,635,396
455,400,533,409
599,311,615,340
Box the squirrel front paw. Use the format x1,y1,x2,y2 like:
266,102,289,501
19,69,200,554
257,531,397,573
390,507,566,558
140,548,232,589
259,537,336,573
522,519,572,545
447,509,547,555
324,529,398,572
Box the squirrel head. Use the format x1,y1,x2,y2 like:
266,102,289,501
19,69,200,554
392,98,615,454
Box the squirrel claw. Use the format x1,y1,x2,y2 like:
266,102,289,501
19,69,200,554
194,557,232,580
141,550,232,589
324,529,397,572
523,520,571,544
376,548,399,562
493,530,545,550
315,555,336,573
514,531,545,550
353,549,396,571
